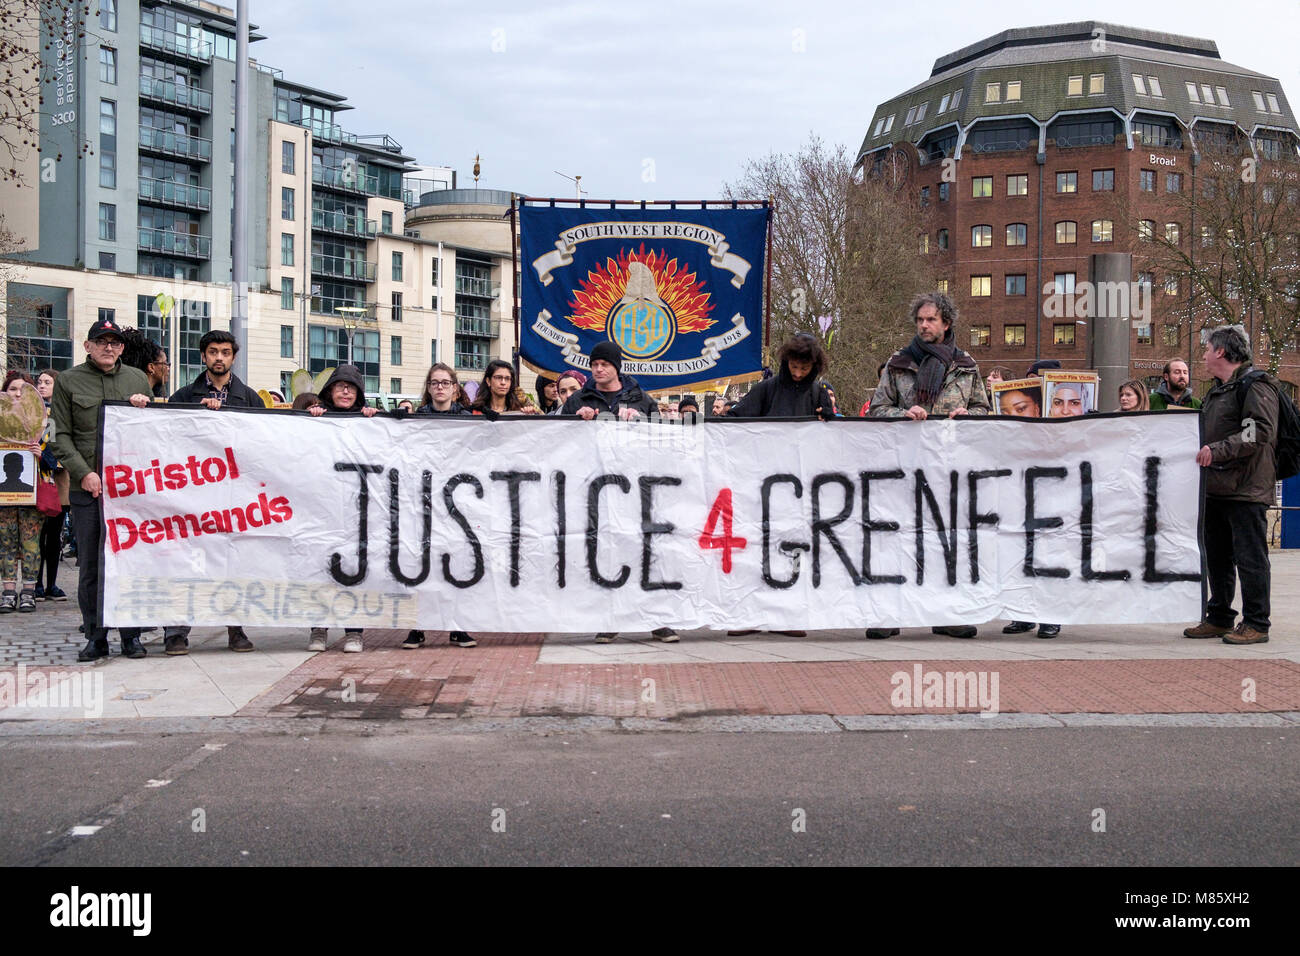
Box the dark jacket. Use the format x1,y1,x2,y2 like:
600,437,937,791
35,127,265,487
560,373,656,417
415,401,471,417
1149,382,1202,411
728,366,837,419
871,348,991,418
49,358,152,484
1202,363,1279,504
318,365,368,413
168,369,263,408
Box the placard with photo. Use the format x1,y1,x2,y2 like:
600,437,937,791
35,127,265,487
0,443,38,506
1042,370,1100,418
991,378,1045,418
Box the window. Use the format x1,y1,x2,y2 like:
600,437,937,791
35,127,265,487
392,291,403,322
1055,221,1077,244
1165,222,1180,244
98,252,116,270
1139,220,1155,241
1053,273,1076,295
950,90,961,110
1006,274,1027,296
1006,81,1021,102
938,93,950,113
382,211,393,234
915,103,927,124
280,325,294,358
1006,223,1027,246
1267,93,1281,113
281,187,294,220
1215,86,1230,107
970,276,991,297
1166,173,1182,193
98,308,115,324
1188,83,1202,105
99,0,116,30
971,225,992,248
391,335,402,366
1162,325,1180,347
1092,220,1113,242
970,326,990,347
1053,324,1075,345
1006,174,1028,196
98,203,116,241
392,251,403,281
919,234,930,254
1201,84,1214,105
985,83,1000,104
872,118,885,136
920,186,929,207
936,279,949,293
1056,171,1077,193
1137,272,1154,291
883,115,894,132
937,229,948,250
282,141,295,174
1139,170,1155,192
99,47,117,84
972,176,992,198
1005,325,1026,346
99,100,116,188
430,339,438,363
1067,75,1083,96
1132,74,1146,95
1092,169,1114,191
1148,76,1163,97
1164,276,1179,296
281,277,294,311
99,151,116,189
1089,74,1105,94
938,182,950,202
281,233,294,266
391,378,402,394
904,106,917,126
1137,323,1153,345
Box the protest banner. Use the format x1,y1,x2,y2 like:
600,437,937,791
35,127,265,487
99,405,1204,631
518,201,769,393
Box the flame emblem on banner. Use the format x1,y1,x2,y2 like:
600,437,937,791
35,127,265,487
567,246,715,359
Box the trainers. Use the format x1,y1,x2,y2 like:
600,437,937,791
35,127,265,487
594,633,617,644
448,630,477,648
45,585,68,601
227,627,254,652
651,627,679,643
932,625,977,639
18,590,36,613
77,639,109,662
1036,623,1061,639
121,635,147,659
1183,620,1231,639
865,628,900,640
0,592,15,614
401,630,425,649
163,633,189,656
1223,623,1269,645
1002,620,1036,634
342,634,363,653
307,628,328,651
33,583,44,600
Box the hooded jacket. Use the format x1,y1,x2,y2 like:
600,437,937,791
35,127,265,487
415,401,471,417
728,365,837,418
318,365,369,413
559,373,656,417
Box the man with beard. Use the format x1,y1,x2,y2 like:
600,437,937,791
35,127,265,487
161,329,262,655
867,291,991,640
1149,359,1201,410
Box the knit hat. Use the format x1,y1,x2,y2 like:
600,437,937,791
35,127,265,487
590,341,623,371
1026,359,1061,377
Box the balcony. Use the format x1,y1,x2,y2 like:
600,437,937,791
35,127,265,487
139,24,212,63
138,176,211,211
139,76,212,114
138,227,211,260
309,299,378,319
455,276,495,298
312,163,379,196
311,253,376,282
311,209,376,239
454,351,490,371
139,126,212,163
454,316,500,339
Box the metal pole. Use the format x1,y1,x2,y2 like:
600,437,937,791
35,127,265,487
763,196,774,346
510,194,520,377
231,0,250,381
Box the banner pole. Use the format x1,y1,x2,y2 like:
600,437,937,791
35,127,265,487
510,193,521,378
764,195,775,348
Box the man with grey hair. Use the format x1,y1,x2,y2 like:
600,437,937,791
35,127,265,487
1185,325,1277,645
867,291,990,640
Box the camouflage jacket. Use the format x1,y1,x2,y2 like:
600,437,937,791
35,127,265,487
869,349,991,418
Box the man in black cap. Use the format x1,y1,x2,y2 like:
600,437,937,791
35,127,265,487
160,328,262,655
50,315,154,661
560,341,657,419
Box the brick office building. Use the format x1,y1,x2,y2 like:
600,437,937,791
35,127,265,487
855,22,1299,395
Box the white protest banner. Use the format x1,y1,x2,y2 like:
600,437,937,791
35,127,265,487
99,406,1203,631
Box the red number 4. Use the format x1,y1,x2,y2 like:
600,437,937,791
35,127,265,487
698,488,747,573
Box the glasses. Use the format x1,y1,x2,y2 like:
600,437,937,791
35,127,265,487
91,339,125,349
427,379,455,388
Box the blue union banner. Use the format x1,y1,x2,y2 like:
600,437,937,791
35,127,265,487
519,203,769,392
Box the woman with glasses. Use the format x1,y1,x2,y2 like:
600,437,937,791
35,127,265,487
472,360,537,416
405,363,477,649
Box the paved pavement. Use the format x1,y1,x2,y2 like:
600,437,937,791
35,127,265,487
1,552,1298,723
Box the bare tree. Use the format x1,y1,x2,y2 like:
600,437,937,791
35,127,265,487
0,0,92,185
724,135,936,410
1134,142,1300,373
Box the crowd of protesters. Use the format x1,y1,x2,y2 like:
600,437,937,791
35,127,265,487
6,290,1273,660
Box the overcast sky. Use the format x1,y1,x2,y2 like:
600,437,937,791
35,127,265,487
249,0,1300,199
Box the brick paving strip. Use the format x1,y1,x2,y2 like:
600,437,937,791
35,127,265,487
232,629,1300,720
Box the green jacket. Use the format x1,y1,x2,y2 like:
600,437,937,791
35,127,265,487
50,357,152,484
1148,383,1202,411
870,349,992,418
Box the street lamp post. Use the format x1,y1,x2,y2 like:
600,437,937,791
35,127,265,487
335,306,368,367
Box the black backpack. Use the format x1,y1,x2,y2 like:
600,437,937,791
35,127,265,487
1235,369,1300,480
